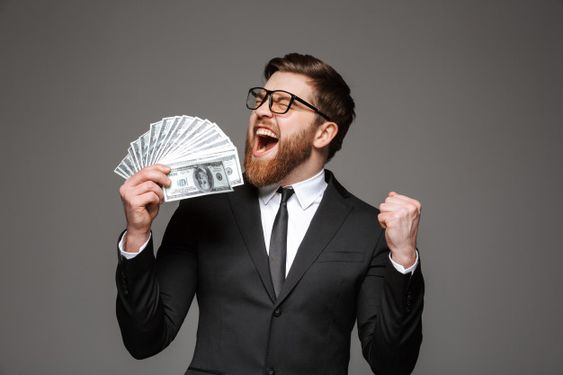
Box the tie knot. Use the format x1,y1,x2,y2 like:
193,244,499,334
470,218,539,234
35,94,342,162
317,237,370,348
277,187,294,204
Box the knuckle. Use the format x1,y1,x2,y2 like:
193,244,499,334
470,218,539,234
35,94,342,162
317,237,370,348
140,170,151,180
122,191,133,204
150,192,160,203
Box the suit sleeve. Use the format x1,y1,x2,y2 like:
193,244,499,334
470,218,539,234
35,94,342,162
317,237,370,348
356,231,424,375
115,201,198,359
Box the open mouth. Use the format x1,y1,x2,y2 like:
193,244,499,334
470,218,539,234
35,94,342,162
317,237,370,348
253,127,279,156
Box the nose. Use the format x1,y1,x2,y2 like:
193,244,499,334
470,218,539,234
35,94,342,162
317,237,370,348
254,94,273,118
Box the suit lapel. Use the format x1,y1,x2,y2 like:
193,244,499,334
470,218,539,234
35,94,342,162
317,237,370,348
275,171,353,306
228,183,276,303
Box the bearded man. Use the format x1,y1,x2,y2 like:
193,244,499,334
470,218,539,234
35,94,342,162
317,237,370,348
116,53,424,375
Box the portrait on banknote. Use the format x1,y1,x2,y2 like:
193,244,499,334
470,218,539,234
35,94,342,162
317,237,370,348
194,166,212,192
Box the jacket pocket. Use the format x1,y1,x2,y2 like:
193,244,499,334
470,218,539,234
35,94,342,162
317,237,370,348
316,250,364,263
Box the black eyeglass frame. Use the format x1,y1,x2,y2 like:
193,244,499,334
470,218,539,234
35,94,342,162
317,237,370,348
246,87,332,121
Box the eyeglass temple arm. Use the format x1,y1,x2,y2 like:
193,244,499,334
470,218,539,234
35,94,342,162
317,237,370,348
293,96,331,121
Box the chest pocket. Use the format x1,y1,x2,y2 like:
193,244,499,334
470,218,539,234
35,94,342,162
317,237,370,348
316,250,365,263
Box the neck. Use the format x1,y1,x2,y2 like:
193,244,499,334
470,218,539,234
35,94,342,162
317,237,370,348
279,151,326,186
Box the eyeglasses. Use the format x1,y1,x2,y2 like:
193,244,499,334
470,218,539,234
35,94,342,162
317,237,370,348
246,87,331,121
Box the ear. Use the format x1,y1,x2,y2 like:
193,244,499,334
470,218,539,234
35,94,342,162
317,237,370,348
313,121,338,149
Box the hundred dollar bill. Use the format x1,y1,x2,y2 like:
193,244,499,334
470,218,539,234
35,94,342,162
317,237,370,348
156,115,193,163
163,160,233,202
203,150,244,187
146,120,163,166
164,149,243,187
115,154,136,178
153,116,181,164
163,116,206,160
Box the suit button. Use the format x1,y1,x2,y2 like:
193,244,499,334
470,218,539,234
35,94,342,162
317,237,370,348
266,368,275,375
273,308,281,317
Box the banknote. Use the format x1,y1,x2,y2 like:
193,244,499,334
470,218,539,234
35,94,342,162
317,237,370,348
163,160,233,202
114,115,243,200
171,149,244,187
115,154,136,178
163,118,214,161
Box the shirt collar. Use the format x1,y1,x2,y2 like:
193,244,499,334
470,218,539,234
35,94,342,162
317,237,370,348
258,169,327,209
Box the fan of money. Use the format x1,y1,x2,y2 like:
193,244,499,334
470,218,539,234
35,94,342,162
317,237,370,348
114,115,243,202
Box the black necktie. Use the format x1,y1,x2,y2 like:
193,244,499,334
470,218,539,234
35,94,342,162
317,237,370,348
269,187,294,298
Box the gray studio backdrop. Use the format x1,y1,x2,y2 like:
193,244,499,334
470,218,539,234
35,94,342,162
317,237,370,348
1,0,562,374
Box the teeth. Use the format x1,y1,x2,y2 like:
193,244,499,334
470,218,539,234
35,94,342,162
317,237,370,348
256,128,278,139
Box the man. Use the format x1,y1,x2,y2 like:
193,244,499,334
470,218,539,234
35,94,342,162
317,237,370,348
116,53,424,375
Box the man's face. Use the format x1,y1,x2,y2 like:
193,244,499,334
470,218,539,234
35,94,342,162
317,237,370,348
244,71,319,187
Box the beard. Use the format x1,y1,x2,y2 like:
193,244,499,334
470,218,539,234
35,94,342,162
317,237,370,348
244,123,317,187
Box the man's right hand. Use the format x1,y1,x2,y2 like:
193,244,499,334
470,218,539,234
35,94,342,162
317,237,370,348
119,164,171,252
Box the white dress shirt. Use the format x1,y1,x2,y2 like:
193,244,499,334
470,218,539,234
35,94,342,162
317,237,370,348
258,169,327,276
119,169,418,274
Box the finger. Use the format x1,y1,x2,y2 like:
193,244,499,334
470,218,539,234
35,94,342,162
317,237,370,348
133,191,161,208
133,181,165,203
377,213,386,229
384,195,422,212
382,198,415,210
386,193,412,204
378,202,407,213
126,166,172,188
385,192,412,206
386,192,422,209
378,212,396,229
152,164,172,179
153,163,171,172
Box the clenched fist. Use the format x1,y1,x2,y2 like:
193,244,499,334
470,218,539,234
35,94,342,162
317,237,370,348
378,192,421,268
119,164,171,252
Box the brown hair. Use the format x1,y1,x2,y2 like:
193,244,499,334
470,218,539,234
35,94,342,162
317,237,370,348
264,53,355,161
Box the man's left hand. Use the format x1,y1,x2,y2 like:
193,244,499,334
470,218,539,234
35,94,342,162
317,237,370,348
378,192,421,268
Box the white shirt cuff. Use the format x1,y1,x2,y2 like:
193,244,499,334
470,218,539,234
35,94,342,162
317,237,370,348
389,250,419,274
118,231,152,259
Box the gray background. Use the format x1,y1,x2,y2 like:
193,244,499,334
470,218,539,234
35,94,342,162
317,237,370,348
1,0,562,374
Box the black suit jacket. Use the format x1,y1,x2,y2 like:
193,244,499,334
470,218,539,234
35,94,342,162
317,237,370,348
116,171,424,375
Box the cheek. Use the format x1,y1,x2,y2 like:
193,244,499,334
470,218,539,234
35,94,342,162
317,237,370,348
246,120,254,139
279,121,308,139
